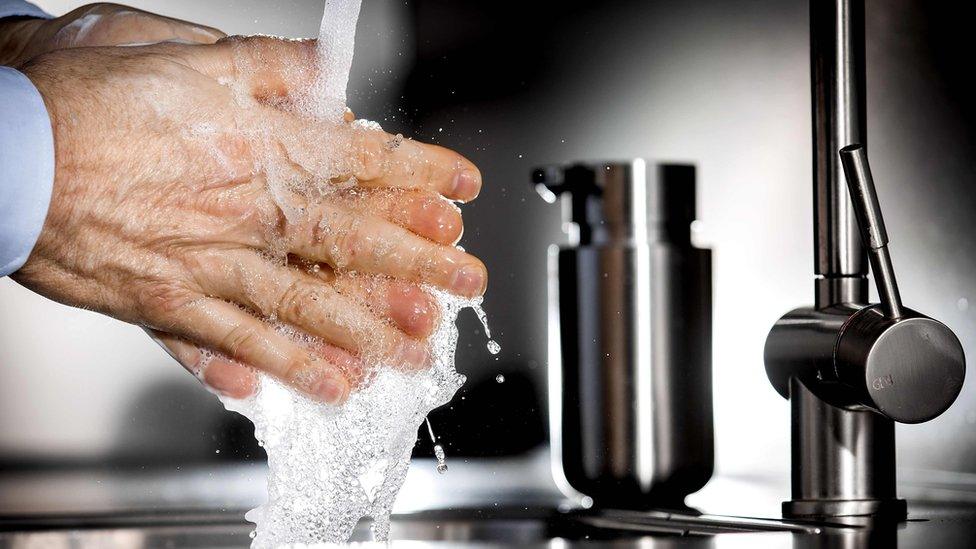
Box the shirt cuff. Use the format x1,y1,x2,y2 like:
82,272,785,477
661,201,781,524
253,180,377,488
0,66,54,276
0,1,51,20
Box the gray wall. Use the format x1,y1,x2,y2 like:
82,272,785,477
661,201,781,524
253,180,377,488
1,0,973,486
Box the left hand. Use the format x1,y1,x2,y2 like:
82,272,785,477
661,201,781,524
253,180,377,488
0,2,225,66
1,3,236,398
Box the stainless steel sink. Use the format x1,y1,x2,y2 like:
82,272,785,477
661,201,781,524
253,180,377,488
0,506,810,548
2,458,976,547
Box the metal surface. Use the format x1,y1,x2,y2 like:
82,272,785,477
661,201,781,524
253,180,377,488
765,304,965,424
537,161,712,510
835,306,965,424
4,499,976,548
812,0,867,282
838,145,902,318
4,462,976,547
763,0,966,519
785,378,904,519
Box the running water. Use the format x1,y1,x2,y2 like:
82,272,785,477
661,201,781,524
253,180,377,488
425,417,449,474
308,0,363,121
203,1,497,544
220,291,472,545
473,303,501,356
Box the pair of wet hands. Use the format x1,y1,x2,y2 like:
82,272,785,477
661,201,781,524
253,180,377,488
3,3,487,404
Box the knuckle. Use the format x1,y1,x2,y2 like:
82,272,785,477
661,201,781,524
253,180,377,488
219,323,261,360
307,210,330,244
407,242,438,279
329,214,366,269
352,132,387,181
420,158,437,189
279,354,309,385
276,279,316,324
135,280,197,320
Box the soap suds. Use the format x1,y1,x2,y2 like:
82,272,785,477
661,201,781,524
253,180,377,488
218,290,472,545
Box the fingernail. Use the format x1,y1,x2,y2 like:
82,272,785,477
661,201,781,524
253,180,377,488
435,209,463,243
203,361,258,400
312,374,349,405
451,169,481,201
398,340,432,370
450,264,487,296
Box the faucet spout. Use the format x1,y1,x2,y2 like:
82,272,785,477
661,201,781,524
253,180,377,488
812,0,868,307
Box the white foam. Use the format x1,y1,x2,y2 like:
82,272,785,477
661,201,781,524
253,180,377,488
221,291,473,545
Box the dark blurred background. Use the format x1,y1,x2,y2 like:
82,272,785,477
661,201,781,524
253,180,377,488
2,0,974,489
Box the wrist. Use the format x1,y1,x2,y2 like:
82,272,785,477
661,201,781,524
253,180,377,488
0,17,45,66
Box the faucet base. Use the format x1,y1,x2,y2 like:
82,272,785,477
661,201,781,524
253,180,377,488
787,378,907,521
783,498,906,520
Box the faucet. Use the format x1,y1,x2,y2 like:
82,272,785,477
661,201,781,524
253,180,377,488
763,0,966,520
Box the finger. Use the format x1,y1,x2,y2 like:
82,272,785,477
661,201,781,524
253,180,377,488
61,5,226,47
239,107,481,202
343,126,483,202
332,274,439,338
287,202,487,297
170,37,482,201
159,297,351,404
147,329,257,399
332,189,463,245
196,251,432,370
287,260,438,337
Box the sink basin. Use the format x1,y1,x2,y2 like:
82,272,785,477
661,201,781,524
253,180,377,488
2,460,976,547
6,501,976,548
0,506,812,548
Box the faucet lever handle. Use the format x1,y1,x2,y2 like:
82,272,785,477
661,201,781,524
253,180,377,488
839,144,904,319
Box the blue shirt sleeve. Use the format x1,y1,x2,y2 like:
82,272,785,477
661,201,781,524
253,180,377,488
0,0,50,19
0,66,55,276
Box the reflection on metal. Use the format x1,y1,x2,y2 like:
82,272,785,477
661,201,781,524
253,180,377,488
5,503,976,548
763,0,966,520
3,461,976,547
536,160,713,510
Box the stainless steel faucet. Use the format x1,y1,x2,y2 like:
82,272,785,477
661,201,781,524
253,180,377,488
764,0,966,520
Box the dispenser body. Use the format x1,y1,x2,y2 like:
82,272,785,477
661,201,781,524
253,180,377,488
541,161,713,509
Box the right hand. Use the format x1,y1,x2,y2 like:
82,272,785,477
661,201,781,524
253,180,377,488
15,36,487,404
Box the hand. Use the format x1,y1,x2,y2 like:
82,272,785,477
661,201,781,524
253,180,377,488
0,3,225,66
15,36,487,404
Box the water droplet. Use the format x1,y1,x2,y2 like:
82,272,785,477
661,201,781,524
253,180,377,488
958,297,970,311
495,374,505,384
487,340,501,355
434,444,448,474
